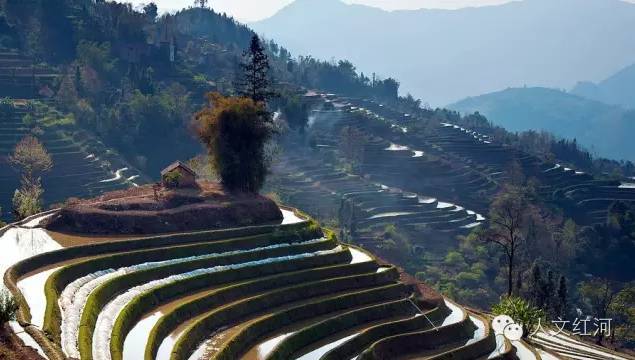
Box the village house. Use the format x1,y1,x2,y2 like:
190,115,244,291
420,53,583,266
160,160,197,188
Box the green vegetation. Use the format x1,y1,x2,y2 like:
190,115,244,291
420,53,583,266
8,135,52,220
11,182,43,220
238,35,275,103
578,279,635,345
492,296,544,338
78,237,335,359
449,88,635,176
41,224,319,344
0,290,18,325
194,93,274,193
144,256,366,359
9,135,52,186
161,171,182,189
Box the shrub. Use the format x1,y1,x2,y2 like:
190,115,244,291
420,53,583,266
0,290,18,324
492,296,544,338
22,113,35,127
162,171,182,188
12,182,44,220
0,97,14,118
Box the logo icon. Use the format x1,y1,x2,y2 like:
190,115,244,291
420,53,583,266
492,314,524,341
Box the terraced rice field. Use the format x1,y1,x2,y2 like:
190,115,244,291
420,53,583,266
0,102,147,218
2,208,523,360
289,93,635,231
267,102,488,261
0,51,58,99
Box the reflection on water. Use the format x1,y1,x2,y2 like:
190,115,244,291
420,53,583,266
296,333,359,360
385,143,410,151
0,216,62,294
437,202,455,209
123,311,163,360
441,299,464,326
251,331,296,360
368,212,415,219
349,248,372,264
465,315,485,346
18,266,62,328
488,334,507,359
280,209,305,224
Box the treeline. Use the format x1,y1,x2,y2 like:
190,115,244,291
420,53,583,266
443,110,635,178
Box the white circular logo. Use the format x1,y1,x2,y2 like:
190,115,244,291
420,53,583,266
492,315,524,341
503,322,524,341
492,315,514,335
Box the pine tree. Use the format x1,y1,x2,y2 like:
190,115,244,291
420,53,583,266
238,35,275,104
74,65,82,96
542,270,556,314
515,270,523,296
555,275,568,318
530,263,543,307
194,0,208,8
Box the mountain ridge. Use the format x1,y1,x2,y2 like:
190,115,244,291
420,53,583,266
448,86,635,162
571,63,635,109
253,0,635,106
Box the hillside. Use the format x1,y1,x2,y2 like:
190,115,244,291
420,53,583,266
0,1,633,358
572,63,635,109
448,87,635,162
252,0,635,106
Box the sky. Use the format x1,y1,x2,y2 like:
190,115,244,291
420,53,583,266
129,0,525,22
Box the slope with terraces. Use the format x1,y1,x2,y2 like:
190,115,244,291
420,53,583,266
0,50,59,99
266,103,492,271
0,100,148,220
296,93,635,229
0,203,524,360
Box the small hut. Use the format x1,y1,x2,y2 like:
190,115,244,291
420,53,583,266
161,161,197,188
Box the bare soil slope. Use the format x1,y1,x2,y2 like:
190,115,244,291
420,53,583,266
44,182,282,235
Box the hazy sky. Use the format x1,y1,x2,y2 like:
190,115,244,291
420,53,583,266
130,0,526,22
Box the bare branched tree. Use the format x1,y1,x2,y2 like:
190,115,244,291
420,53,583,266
479,186,537,296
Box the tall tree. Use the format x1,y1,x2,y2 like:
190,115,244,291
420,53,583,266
194,0,208,8
194,93,273,193
530,262,544,307
143,2,158,21
238,35,275,104
542,270,555,314
555,275,568,318
479,185,538,296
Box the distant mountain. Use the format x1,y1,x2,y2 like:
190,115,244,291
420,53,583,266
571,63,635,109
448,87,635,161
252,0,635,106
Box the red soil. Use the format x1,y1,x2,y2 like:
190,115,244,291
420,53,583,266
44,181,283,235
0,325,42,360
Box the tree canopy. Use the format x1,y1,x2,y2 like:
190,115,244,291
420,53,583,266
194,93,273,193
